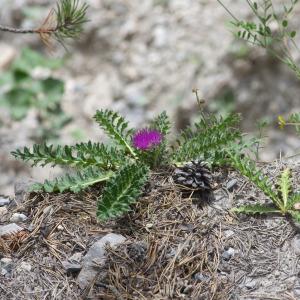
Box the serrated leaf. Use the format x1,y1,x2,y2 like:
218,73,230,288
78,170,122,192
279,168,291,209
150,111,171,135
94,109,136,157
97,163,149,220
12,142,125,169
232,204,281,215
31,167,113,193
289,211,300,224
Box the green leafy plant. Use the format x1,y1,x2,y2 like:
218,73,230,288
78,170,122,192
218,0,300,78
219,0,300,140
229,152,300,223
12,108,245,220
0,48,70,141
278,113,300,135
0,0,88,49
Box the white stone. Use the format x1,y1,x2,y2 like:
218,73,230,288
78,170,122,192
0,197,10,207
10,213,28,223
0,223,23,237
18,261,32,272
0,207,8,217
291,235,300,256
77,233,126,289
1,258,12,265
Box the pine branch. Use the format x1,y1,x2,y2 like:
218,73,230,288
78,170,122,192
94,109,136,158
97,163,149,220
11,142,124,169
32,167,113,193
0,0,88,48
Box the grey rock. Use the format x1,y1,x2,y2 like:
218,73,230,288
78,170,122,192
14,179,36,205
62,261,82,273
69,252,83,263
10,213,28,223
0,196,10,206
0,223,23,237
291,234,300,255
226,179,238,191
222,247,235,261
1,268,8,276
244,279,257,290
0,206,8,217
1,258,13,275
17,261,32,272
77,233,126,289
1,258,13,266
193,273,211,282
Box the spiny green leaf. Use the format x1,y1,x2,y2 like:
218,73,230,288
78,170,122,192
11,142,125,169
150,111,171,136
228,152,282,210
279,168,291,209
232,204,281,215
290,211,300,224
31,167,113,193
287,192,300,210
97,163,149,220
173,113,242,164
94,109,136,157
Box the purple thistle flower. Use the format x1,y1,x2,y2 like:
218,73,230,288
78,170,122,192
132,129,163,151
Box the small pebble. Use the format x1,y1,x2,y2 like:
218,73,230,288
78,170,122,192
226,179,238,191
222,247,235,261
244,279,257,289
18,261,32,272
69,252,83,263
10,213,28,223
193,273,210,282
62,261,82,273
1,258,13,265
57,225,64,231
292,235,300,255
1,268,8,276
0,197,10,207
0,207,8,217
0,223,23,237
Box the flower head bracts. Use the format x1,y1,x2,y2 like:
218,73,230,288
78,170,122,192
132,129,163,151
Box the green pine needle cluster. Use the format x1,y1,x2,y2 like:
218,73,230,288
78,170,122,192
13,108,246,220
229,152,300,223
0,0,88,49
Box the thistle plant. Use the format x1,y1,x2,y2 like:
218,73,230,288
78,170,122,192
0,0,88,49
12,108,245,220
229,152,300,223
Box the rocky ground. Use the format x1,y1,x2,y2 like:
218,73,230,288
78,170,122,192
1,162,300,299
1,1,300,299
1,0,300,195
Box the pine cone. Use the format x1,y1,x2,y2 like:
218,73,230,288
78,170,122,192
174,161,212,191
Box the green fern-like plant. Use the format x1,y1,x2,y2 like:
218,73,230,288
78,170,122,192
229,152,300,223
13,108,247,220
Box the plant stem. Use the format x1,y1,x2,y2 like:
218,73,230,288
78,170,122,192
0,25,37,34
